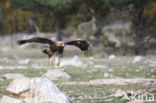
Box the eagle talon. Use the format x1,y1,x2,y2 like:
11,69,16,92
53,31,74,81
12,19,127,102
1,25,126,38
50,61,53,66
56,62,60,66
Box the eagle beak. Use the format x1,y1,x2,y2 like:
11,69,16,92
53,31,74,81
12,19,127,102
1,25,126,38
61,43,64,46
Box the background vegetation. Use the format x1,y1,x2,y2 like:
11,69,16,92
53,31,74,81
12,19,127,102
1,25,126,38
0,0,156,55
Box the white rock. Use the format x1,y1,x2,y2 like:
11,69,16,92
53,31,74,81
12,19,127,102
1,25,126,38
1,95,22,103
60,55,86,67
42,69,71,80
18,59,30,64
3,73,26,79
0,66,4,70
114,89,126,97
31,64,49,69
88,61,94,65
89,57,94,60
1,47,10,52
6,77,30,94
94,65,107,69
0,78,4,82
133,56,145,63
108,55,116,59
29,77,73,103
103,72,118,78
3,57,9,63
13,55,19,60
149,61,156,67
2,77,73,103
71,56,85,67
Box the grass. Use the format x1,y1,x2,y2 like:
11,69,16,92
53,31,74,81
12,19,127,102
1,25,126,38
58,85,147,103
0,50,156,102
0,69,47,78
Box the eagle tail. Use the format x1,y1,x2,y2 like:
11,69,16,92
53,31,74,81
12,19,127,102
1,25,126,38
42,49,48,54
42,49,52,58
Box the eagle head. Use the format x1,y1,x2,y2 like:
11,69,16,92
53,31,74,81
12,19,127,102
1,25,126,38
56,41,64,47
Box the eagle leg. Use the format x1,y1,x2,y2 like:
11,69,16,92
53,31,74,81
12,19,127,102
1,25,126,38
55,56,60,67
50,60,53,66
49,57,54,66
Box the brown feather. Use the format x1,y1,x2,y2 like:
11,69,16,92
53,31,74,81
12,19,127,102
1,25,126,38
17,37,54,45
65,40,89,51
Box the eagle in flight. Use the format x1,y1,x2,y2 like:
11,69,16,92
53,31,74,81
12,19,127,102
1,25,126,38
17,37,89,66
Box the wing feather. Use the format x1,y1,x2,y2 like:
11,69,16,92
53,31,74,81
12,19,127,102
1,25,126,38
65,40,89,51
17,37,54,45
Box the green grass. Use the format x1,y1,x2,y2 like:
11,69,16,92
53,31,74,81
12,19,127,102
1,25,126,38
58,85,147,103
0,54,156,102
0,69,47,78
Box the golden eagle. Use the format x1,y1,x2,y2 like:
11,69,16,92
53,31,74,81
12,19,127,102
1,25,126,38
17,37,90,66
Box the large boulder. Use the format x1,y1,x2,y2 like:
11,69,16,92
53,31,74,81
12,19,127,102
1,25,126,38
42,69,71,80
1,77,73,103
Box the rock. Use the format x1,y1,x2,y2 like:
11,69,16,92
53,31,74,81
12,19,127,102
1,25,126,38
114,89,126,97
6,77,30,95
3,73,26,79
149,88,156,93
0,47,11,52
42,69,71,80
90,78,156,86
126,90,146,96
18,59,30,64
60,55,87,67
104,73,111,78
133,56,145,63
149,62,156,67
114,90,149,102
31,64,49,69
94,65,107,69
1,77,73,103
0,78,4,82
1,95,23,103
127,101,144,103
108,55,116,59
61,78,156,86
103,72,119,78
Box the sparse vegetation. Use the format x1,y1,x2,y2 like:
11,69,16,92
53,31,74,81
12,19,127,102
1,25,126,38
0,49,155,102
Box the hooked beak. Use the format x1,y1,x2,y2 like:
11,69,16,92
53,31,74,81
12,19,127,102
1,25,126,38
61,43,64,46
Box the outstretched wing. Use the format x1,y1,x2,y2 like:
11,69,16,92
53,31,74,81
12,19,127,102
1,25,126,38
65,40,90,51
17,37,55,45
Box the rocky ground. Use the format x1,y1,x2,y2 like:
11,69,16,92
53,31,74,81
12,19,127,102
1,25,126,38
0,47,156,103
